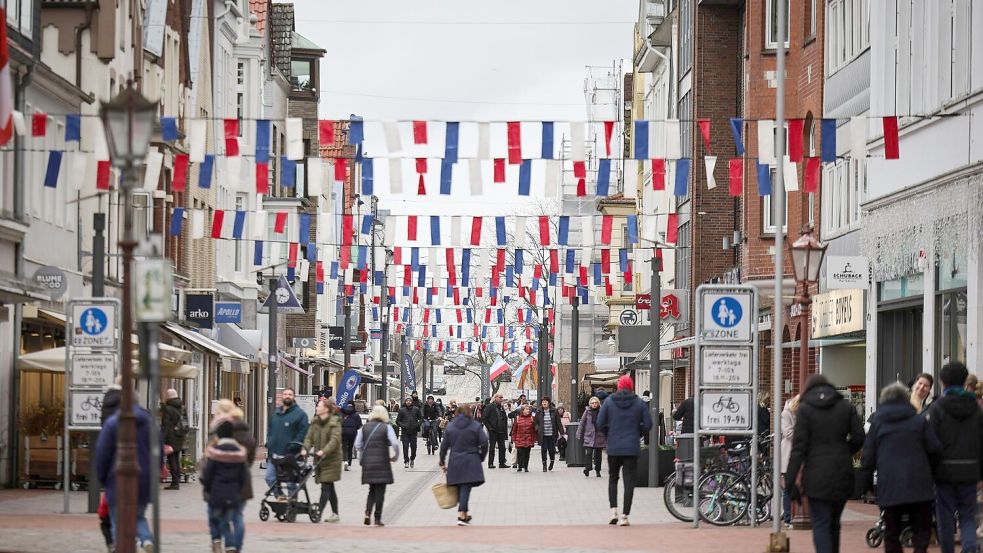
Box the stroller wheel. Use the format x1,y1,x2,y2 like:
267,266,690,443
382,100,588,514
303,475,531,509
309,504,321,523
865,527,883,548
900,527,913,548
285,508,297,523
259,505,270,522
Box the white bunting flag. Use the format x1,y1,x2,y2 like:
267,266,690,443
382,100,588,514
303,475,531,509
225,156,242,191
544,160,560,199
642,215,659,243
383,121,402,154
570,122,585,160
705,155,718,189
468,159,483,196
143,149,163,191
850,116,867,160
389,158,403,194
71,153,89,191
477,123,491,160
299,259,310,283
307,158,324,197
582,215,595,246
450,216,461,247
188,119,207,162
286,117,304,160
514,216,527,248
385,222,396,249
269,242,281,267
288,213,299,244
191,210,205,239
757,120,775,164
624,159,639,198
665,120,681,160
783,155,799,191
92,120,109,161
251,210,267,239
11,111,25,136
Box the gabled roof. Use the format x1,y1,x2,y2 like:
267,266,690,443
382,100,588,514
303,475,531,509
249,0,268,36
291,31,325,55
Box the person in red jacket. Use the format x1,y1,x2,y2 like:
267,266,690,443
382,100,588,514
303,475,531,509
510,405,537,473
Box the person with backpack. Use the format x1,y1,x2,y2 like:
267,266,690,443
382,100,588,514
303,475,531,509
341,402,362,471
162,388,187,490
596,376,653,527
201,421,249,553
926,361,983,553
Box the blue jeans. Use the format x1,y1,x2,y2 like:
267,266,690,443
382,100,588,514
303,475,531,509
265,459,296,497
208,504,244,551
808,497,846,553
936,483,978,553
458,483,473,512
782,488,792,524
109,503,153,547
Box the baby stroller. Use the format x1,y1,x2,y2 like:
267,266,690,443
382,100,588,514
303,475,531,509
866,509,920,549
258,442,323,523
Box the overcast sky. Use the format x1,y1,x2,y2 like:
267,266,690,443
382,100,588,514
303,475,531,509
292,0,638,122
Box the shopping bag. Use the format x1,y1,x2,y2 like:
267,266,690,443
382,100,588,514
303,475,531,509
507,443,518,466
431,481,459,509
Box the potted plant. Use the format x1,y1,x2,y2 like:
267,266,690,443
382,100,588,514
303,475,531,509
19,402,65,443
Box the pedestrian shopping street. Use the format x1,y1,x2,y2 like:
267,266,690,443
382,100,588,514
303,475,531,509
0,443,877,553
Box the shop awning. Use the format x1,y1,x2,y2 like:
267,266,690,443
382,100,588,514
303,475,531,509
280,355,312,376
584,372,624,386
0,271,51,304
775,336,866,349
16,346,200,379
352,369,382,384
215,323,262,363
163,322,248,362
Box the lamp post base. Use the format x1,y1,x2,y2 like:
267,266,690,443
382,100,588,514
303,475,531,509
765,531,790,553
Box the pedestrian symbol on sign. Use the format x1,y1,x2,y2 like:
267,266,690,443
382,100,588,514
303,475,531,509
80,308,107,335
713,298,742,328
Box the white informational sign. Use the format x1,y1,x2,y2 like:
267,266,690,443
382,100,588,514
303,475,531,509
825,256,868,290
811,289,866,339
71,353,116,388
71,303,117,348
700,390,752,431
701,291,753,342
295,395,318,420
70,390,106,428
700,347,752,386
133,258,173,322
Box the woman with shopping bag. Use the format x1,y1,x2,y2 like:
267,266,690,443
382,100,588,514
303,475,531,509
438,404,489,526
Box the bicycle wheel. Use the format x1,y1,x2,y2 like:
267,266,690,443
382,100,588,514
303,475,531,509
697,470,750,526
663,472,694,523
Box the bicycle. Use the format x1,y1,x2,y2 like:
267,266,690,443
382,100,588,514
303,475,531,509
424,421,440,455
80,396,103,412
711,396,741,414
697,442,773,526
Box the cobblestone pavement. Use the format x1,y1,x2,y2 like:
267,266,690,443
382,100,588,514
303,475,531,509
0,440,879,552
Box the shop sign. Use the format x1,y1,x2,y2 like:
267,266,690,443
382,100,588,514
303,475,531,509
634,290,687,323
33,266,67,299
811,289,865,339
184,292,214,329
214,302,242,324
826,256,869,290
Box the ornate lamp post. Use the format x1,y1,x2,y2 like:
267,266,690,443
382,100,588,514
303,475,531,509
99,81,158,553
787,225,827,530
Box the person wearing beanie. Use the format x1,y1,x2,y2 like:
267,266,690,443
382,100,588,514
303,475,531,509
926,361,983,553
201,421,249,553
161,388,187,490
596,374,652,526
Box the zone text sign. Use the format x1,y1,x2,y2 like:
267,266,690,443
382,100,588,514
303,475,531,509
71,303,117,348
700,289,753,343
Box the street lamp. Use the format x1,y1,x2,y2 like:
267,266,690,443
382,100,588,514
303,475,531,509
786,225,827,531
99,81,158,553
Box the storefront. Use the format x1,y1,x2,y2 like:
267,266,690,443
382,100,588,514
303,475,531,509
811,289,867,412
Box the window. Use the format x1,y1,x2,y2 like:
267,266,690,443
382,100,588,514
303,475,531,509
679,0,692,73
132,193,152,243
675,221,690,332
762,185,788,234
6,0,34,37
290,58,315,91
825,0,870,75
821,157,864,237
766,0,790,49
806,0,817,40
236,61,246,137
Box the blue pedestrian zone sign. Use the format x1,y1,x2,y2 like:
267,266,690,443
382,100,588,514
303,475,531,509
712,297,743,328
71,303,117,348
701,291,753,342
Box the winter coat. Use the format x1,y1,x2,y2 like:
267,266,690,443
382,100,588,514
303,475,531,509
341,405,363,438
510,413,537,448
779,400,796,474
266,403,309,456
396,405,423,436
534,407,563,442
211,415,256,500
439,415,489,486
926,388,983,484
576,407,608,449
482,402,508,434
860,400,940,507
100,387,121,424
597,390,653,456
201,438,249,508
357,420,399,485
423,402,441,421
161,397,185,448
785,383,865,502
672,397,694,434
304,414,343,484
95,406,156,507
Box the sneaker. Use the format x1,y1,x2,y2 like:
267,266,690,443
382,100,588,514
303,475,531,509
548,459,554,471
211,540,223,553
364,515,371,526
609,509,619,525
374,519,385,527
344,465,350,471
583,468,590,477
488,464,495,469
142,544,154,553
404,462,409,469
324,513,340,523
457,517,470,526
618,515,630,527
410,460,414,468
596,470,601,478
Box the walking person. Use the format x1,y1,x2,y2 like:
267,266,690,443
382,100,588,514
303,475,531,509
556,404,571,461
304,397,343,523
534,397,562,471
926,361,983,553
209,399,257,523
396,397,422,468
779,394,799,527
482,393,509,469
201,421,249,553
355,405,400,526
161,388,187,490
911,372,935,414
439,404,489,526
597,375,652,527
577,396,607,478
858,383,940,553
264,388,309,499
423,395,441,448
784,374,865,553
341,402,362,471
510,405,536,472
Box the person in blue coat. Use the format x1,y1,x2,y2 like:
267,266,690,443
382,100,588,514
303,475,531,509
596,375,652,527
94,401,156,552
264,388,309,497
439,403,489,526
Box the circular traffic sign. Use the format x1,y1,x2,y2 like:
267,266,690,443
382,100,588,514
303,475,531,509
79,308,108,336
711,297,743,328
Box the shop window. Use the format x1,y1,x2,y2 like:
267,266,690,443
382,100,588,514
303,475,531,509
878,273,924,303
935,291,967,371
290,58,315,91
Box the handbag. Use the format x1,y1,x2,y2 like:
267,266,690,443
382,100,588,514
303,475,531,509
431,481,459,509
507,443,518,466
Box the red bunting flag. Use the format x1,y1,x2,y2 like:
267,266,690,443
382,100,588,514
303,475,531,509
548,249,558,274
417,174,426,195
728,158,743,197
577,178,587,197
413,121,428,144
651,159,666,190
573,161,586,178
340,214,353,245
403,265,411,286
697,119,712,154
274,211,288,233
882,116,900,159
533,264,543,279
605,277,613,296
788,119,804,163
496,248,506,270
601,248,610,274
287,243,298,268
224,119,239,156
318,120,334,146
415,158,428,174
601,215,613,245
604,121,615,157
256,162,269,195
666,213,679,244
539,216,550,245
579,265,588,286
334,158,347,181
172,154,189,192
393,247,402,265
211,210,225,238
470,216,482,245
804,157,821,193
407,215,418,241
446,249,457,285
493,158,506,183
507,121,522,164
95,160,111,190
316,261,324,283
31,112,46,137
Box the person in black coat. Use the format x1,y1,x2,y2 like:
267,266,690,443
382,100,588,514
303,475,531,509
356,406,400,526
341,403,362,470
785,374,865,553
859,382,941,553
481,393,509,469
534,397,562,471
161,389,185,490
395,398,422,468
201,421,249,552
439,404,489,526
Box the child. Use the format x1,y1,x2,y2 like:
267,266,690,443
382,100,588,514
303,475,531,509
200,421,248,553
